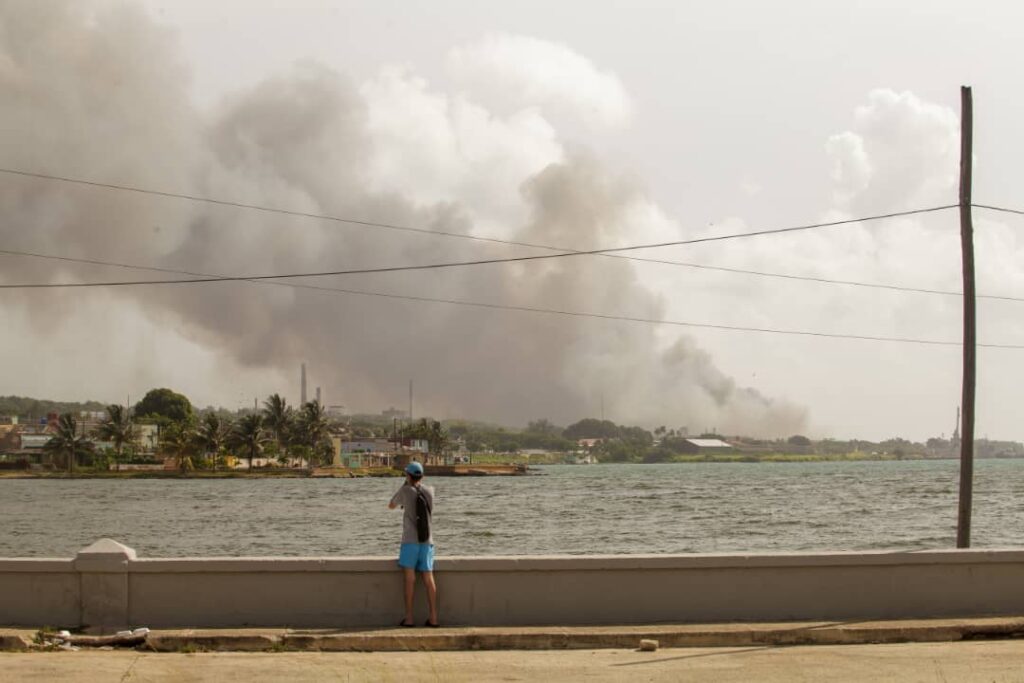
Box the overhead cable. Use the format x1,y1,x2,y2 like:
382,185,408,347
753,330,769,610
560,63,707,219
0,166,959,291
0,205,958,289
4,245,1024,302
0,247,1020,349
973,203,1024,217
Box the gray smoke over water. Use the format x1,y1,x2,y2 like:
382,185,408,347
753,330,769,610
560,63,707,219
0,1,806,436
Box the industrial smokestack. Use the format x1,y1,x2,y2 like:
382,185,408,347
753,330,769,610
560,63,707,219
301,363,307,405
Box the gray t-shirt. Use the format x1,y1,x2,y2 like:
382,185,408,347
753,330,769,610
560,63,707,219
390,483,435,545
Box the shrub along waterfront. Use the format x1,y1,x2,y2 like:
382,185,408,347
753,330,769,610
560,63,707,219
3,390,1023,474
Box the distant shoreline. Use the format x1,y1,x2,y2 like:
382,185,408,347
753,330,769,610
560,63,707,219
0,468,401,480
0,453,999,479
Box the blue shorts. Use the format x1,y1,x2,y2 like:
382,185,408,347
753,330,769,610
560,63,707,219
398,543,435,572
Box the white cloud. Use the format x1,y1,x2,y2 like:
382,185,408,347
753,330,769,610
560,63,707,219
825,131,871,204
447,33,632,129
826,89,959,212
360,65,563,234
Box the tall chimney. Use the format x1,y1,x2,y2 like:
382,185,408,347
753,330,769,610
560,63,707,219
316,387,321,404
301,363,307,405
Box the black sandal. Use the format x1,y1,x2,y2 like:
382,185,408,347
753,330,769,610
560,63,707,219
399,619,415,628
424,620,440,628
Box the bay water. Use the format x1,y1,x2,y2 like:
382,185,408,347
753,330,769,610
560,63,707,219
3,460,1023,558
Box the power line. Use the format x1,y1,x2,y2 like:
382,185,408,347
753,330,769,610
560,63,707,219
2,168,1011,343
0,205,958,289
5,244,1024,302
283,284,1024,349
293,282,1023,348
0,167,511,246
0,166,954,253
0,166,960,291
1,246,1021,349
973,203,1024,217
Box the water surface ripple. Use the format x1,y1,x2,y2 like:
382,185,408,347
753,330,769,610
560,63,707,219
3,461,1022,557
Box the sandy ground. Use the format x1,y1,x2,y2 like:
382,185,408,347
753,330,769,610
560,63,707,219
4,640,1024,682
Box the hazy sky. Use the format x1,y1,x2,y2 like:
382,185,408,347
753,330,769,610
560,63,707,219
2,0,1024,441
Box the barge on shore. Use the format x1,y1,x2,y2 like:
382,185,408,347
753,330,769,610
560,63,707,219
410,463,528,476
311,463,528,477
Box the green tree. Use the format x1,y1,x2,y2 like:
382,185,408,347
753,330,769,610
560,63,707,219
44,413,95,474
787,435,812,447
620,425,654,447
660,436,693,453
403,418,450,454
526,419,560,436
161,419,198,472
643,447,675,463
94,404,137,472
465,436,488,452
262,394,294,459
427,420,449,454
196,412,231,470
298,400,332,466
230,413,270,472
563,418,620,440
596,440,640,463
134,388,193,422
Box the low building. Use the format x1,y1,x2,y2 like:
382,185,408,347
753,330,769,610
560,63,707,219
399,438,429,454
677,438,734,454
337,438,395,468
19,434,52,451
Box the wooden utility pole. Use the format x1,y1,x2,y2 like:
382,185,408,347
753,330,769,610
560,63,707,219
956,85,976,548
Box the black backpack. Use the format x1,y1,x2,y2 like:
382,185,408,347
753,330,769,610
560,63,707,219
415,486,432,542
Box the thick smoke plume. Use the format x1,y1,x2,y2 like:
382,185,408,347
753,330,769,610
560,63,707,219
0,1,806,436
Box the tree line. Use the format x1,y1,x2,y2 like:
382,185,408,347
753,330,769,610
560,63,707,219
21,388,1024,470
43,388,335,473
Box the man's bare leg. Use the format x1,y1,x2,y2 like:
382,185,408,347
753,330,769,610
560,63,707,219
422,571,438,625
402,568,416,625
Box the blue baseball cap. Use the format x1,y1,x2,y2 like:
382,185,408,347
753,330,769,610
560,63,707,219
405,462,424,477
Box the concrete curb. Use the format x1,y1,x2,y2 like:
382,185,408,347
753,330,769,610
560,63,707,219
0,631,34,650
131,617,1024,652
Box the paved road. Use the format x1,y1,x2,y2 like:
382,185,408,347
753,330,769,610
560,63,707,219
4,640,1024,682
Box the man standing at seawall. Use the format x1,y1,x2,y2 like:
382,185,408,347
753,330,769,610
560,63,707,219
388,461,439,627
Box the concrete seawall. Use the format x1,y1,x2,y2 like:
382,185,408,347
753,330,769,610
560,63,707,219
3,540,1023,633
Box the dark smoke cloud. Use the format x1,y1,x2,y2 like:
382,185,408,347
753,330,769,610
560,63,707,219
0,1,806,436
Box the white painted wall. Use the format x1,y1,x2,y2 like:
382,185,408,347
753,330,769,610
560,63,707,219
3,540,1023,633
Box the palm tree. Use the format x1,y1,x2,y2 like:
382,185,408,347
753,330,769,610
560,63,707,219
161,421,199,472
298,400,331,468
262,394,294,464
230,413,269,472
44,413,95,474
404,418,449,455
197,413,230,470
428,420,449,457
95,405,137,472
